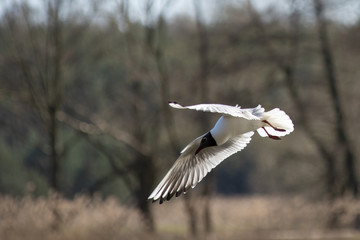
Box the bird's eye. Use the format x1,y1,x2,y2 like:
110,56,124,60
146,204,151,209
201,137,207,143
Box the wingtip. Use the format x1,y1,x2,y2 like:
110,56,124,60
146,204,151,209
150,197,161,204
169,101,184,109
149,195,170,204
149,192,180,204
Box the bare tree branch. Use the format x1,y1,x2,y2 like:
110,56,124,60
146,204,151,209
57,111,142,195
145,14,181,153
57,111,151,157
314,0,358,196
87,139,135,195
248,1,338,197
3,0,64,191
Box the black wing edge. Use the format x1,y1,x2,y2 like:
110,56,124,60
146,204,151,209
149,185,191,204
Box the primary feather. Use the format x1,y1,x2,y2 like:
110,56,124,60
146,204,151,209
148,132,254,203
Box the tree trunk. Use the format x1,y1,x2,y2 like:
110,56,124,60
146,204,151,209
249,1,342,198
49,105,60,190
283,65,337,197
48,0,62,191
184,192,198,236
194,0,213,234
314,0,358,197
136,155,156,232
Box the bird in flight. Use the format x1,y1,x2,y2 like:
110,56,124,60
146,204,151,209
148,102,294,204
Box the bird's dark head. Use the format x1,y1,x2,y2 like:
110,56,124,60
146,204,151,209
195,132,217,155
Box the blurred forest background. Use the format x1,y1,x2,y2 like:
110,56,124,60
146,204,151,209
1,0,360,239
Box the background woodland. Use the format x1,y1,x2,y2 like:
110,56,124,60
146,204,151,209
1,0,360,238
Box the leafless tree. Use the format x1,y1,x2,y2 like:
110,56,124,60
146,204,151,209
248,0,358,198
140,0,203,235
193,0,213,234
57,106,157,231
313,0,358,197
4,0,65,191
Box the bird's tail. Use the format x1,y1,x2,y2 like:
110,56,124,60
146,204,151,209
257,108,294,139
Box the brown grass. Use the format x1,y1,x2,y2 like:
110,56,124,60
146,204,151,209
1,194,360,240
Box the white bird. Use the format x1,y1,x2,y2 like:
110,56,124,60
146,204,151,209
148,102,294,204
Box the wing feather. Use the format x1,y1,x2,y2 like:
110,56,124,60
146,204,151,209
148,131,254,203
169,102,264,120
185,170,193,189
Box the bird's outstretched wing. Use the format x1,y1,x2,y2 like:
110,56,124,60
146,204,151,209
169,102,264,120
148,131,254,204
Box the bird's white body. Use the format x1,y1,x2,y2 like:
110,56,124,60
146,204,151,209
148,102,294,204
211,116,262,145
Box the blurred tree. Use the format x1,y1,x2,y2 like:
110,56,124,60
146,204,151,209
1,0,360,235
193,0,213,234
3,0,65,191
313,0,358,197
247,0,359,198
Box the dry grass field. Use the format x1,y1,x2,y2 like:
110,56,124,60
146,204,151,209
1,194,360,240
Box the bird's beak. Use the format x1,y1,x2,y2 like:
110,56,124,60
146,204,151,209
195,145,203,155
